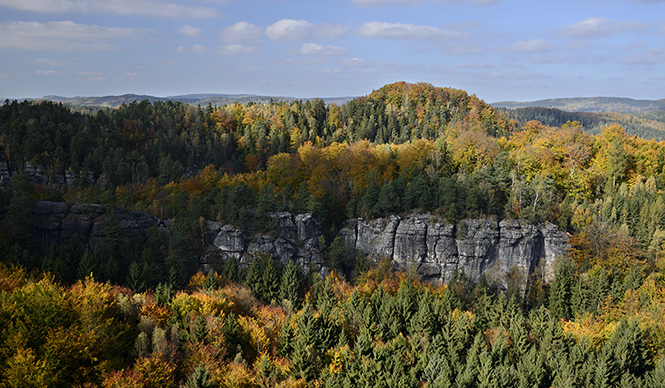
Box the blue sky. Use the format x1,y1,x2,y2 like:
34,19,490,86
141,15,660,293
1,0,664,102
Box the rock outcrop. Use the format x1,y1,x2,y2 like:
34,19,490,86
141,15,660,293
32,201,170,257
31,201,326,274
0,154,97,188
208,211,324,272
29,201,569,286
340,214,570,285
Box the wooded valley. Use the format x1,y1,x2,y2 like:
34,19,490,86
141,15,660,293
2,82,665,387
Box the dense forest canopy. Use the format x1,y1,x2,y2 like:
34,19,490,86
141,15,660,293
3,82,665,387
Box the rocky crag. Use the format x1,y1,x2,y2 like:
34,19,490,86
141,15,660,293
30,201,569,286
340,214,569,284
31,201,327,275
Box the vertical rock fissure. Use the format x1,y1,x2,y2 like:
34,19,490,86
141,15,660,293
389,218,400,262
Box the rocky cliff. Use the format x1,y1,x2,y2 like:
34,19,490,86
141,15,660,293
32,201,170,257
0,154,97,188
340,214,569,284
30,202,569,286
30,202,327,274
206,211,325,273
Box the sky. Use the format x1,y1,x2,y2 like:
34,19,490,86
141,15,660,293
1,0,664,103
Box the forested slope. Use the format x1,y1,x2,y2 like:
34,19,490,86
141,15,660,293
2,82,665,387
500,107,665,140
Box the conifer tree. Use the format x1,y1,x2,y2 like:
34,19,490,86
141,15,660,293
291,303,319,381
184,364,214,388
548,260,574,320
279,260,303,308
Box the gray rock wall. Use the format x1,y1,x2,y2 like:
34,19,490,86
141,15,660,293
30,201,569,285
32,201,169,256
340,214,570,286
208,211,325,272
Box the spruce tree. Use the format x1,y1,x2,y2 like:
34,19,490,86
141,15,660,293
279,260,303,308
184,365,214,388
548,260,574,320
260,254,281,303
291,303,319,381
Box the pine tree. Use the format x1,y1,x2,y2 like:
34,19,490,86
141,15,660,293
593,349,619,388
476,348,497,388
291,303,319,381
609,318,652,379
127,260,146,292
260,254,281,303
279,260,303,308
649,356,665,388
222,258,240,283
623,264,643,292
184,364,214,388
548,260,574,320
317,278,340,349
203,270,220,290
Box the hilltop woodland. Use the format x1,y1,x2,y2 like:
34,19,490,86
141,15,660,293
2,82,665,386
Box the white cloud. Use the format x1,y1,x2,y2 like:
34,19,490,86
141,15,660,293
35,58,69,66
266,19,348,41
177,44,209,54
216,44,260,56
504,39,557,54
456,62,493,69
620,49,665,65
300,43,347,55
339,57,375,67
351,0,497,5
561,17,646,39
280,57,327,66
440,42,487,55
0,73,8,79
36,70,60,75
221,21,262,44
78,71,105,81
357,22,463,40
0,0,221,18
178,25,202,37
0,21,143,52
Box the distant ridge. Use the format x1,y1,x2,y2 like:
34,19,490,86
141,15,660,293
39,93,355,109
492,97,665,113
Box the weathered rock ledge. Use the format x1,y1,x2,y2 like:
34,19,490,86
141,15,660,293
30,201,569,285
340,214,569,284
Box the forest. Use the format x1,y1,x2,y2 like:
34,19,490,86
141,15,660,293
2,81,665,387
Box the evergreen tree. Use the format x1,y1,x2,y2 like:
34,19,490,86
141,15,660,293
291,303,319,381
184,365,214,388
279,260,303,308
548,260,574,320
126,260,146,292
260,254,281,303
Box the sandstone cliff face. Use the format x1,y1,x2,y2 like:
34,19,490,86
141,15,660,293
0,154,96,188
208,211,325,272
32,201,170,257
31,201,569,285
340,214,570,285
32,202,326,274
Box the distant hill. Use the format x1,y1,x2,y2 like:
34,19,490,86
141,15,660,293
498,106,665,140
492,97,665,113
39,93,355,110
